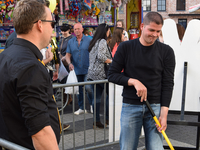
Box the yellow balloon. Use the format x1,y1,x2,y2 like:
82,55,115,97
49,0,56,13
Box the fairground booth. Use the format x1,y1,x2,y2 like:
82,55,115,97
0,0,142,51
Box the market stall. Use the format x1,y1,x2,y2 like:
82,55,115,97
0,0,143,50
0,0,16,49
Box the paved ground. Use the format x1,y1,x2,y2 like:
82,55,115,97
56,95,200,150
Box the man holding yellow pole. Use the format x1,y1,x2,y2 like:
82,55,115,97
108,12,175,150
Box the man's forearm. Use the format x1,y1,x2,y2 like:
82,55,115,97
55,64,59,73
32,126,59,150
160,106,169,119
65,53,71,65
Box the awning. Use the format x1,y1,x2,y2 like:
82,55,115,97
189,3,200,13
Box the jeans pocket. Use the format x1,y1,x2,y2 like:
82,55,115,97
122,103,131,108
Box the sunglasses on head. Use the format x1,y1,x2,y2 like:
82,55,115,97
34,20,56,28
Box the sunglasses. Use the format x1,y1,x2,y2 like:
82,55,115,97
34,20,56,28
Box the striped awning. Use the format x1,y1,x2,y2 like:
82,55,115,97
189,3,200,13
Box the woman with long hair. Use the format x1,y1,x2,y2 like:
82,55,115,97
116,20,129,41
108,27,124,57
87,23,112,128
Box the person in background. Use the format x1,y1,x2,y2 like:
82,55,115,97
59,24,74,68
108,12,175,150
70,26,76,37
116,20,129,41
87,23,112,128
83,28,93,39
108,27,124,57
58,24,74,113
65,22,93,115
0,0,61,149
106,29,112,45
4,30,16,49
41,44,54,65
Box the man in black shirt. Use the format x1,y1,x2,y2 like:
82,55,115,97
0,0,60,149
108,12,175,150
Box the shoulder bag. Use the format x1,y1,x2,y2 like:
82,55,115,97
104,44,112,78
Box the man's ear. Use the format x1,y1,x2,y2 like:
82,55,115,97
140,23,144,31
35,20,43,32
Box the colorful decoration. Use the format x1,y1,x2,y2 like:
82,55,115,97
83,0,91,10
68,0,81,18
65,0,69,11
49,0,57,13
97,2,106,17
111,0,122,7
60,0,63,14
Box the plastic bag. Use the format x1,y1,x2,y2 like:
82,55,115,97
64,70,79,94
58,60,68,81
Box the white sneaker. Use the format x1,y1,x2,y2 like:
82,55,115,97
74,109,87,115
90,105,93,114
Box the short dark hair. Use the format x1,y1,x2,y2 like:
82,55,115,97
36,0,50,7
60,24,71,32
143,12,163,25
13,0,46,34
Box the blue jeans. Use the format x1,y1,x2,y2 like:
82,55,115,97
91,83,109,122
76,75,93,110
120,103,163,150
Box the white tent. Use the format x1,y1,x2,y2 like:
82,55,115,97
189,3,200,13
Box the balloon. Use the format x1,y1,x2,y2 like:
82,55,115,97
49,0,56,13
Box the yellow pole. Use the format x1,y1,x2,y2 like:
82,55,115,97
153,116,175,150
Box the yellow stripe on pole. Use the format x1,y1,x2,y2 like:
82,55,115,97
153,116,175,150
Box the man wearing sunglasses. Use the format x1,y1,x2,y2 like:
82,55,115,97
0,0,60,149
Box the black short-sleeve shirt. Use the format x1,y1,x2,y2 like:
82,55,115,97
0,38,60,149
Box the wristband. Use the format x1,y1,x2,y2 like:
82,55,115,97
68,63,72,66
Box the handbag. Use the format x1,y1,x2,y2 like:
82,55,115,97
104,44,112,78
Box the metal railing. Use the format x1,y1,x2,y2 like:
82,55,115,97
53,80,118,150
0,138,29,150
0,80,118,150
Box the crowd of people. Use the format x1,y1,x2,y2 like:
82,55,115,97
0,0,176,149
57,21,130,128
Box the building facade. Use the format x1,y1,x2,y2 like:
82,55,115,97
143,0,200,29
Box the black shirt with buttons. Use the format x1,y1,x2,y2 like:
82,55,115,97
0,38,60,149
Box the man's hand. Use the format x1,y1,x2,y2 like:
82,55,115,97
69,63,74,71
155,106,169,132
65,53,74,71
43,45,53,65
128,78,147,102
53,64,59,81
53,71,58,81
46,45,53,61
